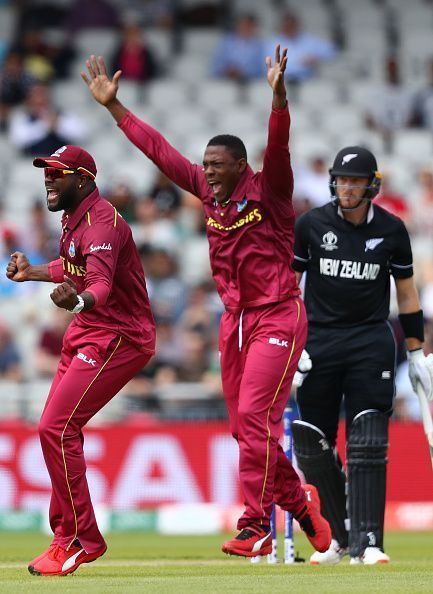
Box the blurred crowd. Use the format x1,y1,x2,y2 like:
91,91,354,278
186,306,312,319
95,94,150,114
0,0,432,422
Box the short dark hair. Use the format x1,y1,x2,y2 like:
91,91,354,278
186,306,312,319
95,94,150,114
207,135,247,161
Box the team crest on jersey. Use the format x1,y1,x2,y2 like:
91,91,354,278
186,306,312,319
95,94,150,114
365,238,384,252
321,231,338,251
68,239,76,258
237,198,248,212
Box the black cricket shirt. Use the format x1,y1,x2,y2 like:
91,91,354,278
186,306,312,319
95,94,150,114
293,202,413,327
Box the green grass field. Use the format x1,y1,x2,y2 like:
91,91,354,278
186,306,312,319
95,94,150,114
1,531,432,593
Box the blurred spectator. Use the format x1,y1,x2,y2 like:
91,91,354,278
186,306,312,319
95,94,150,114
110,24,157,83
16,1,67,31
106,181,137,223
0,321,23,382
410,168,433,233
149,171,182,218
65,0,120,32
179,281,220,339
364,57,413,151
13,30,55,82
176,328,210,382
22,200,59,262
0,51,34,132
0,226,34,297
265,12,337,82
294,155,330,208
12,29,76,82
180,0,223,27
35,308,72,378
8,82,87,155
134,196,181,251
122,319,182,411
155,318,184,368
394,360,422,421
145,247,188,323
373,173,411,224
117,0,174,29
211,14,263,82
412,57,433,130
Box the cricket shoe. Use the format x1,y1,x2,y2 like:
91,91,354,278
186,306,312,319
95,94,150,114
295,484,332,553
222,525,272,557
28,539,107,576
310,539,347,565
28,543,57,568
362,547,390,565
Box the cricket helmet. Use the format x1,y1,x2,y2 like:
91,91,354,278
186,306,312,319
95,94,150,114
329,146,382,200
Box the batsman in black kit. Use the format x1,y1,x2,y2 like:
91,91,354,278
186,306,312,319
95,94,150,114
292,146,433,565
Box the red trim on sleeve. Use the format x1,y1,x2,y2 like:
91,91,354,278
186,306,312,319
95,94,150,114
85,282,111,307
48,259,65,283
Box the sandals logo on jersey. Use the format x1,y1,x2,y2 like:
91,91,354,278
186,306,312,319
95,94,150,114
321,231,338,251
206,208,262,232
365,238,384,252
89,242,112,253
68,239,75,258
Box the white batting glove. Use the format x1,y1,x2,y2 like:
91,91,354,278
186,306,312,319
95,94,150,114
408,349,433,401
292,349,312,388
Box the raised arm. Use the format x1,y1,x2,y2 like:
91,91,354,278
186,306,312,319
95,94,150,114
262,46,293,199
81,55,126,124
81,56,207,198
266,45,288,110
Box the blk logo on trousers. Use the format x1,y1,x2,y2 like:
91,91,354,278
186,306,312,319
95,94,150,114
269,337,288,348
77,352,97,366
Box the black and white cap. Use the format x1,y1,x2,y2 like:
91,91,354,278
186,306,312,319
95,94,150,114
329,146,378,179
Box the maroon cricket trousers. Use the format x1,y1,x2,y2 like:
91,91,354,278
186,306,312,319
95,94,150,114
219,297,308,529
38,324,152,553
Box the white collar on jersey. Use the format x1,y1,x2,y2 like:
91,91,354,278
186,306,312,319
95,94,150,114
337,202,374,224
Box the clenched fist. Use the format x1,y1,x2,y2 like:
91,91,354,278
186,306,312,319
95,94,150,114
6,251,31,282
50,277,79,311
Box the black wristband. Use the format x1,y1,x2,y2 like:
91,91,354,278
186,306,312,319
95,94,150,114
398,310,424,341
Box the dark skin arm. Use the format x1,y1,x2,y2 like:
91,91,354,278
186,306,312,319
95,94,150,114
6,252,95,311
81,54,127,124
50,277,95,312
6,251,51,282
82,47,288,118
266,45,288,110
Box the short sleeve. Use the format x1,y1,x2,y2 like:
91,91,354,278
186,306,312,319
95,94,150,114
293,212,311,272
389,221,413,279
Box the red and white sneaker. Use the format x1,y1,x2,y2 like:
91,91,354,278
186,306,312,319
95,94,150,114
28,543,57,569
28,539,107,576
222,525,272,557
295,484,332,553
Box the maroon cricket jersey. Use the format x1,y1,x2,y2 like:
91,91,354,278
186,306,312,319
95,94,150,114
48,188,155,353
119,106,300,313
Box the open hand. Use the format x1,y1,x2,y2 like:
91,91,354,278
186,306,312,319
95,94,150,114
266,45,288,95
50,276,79,311
6,251,30,282
81,55,122,107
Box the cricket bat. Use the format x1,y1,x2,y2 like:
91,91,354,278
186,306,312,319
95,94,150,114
416,382,433,472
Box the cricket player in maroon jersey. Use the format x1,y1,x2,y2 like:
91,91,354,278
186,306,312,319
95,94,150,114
6,145,155,575
82,47,331,558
